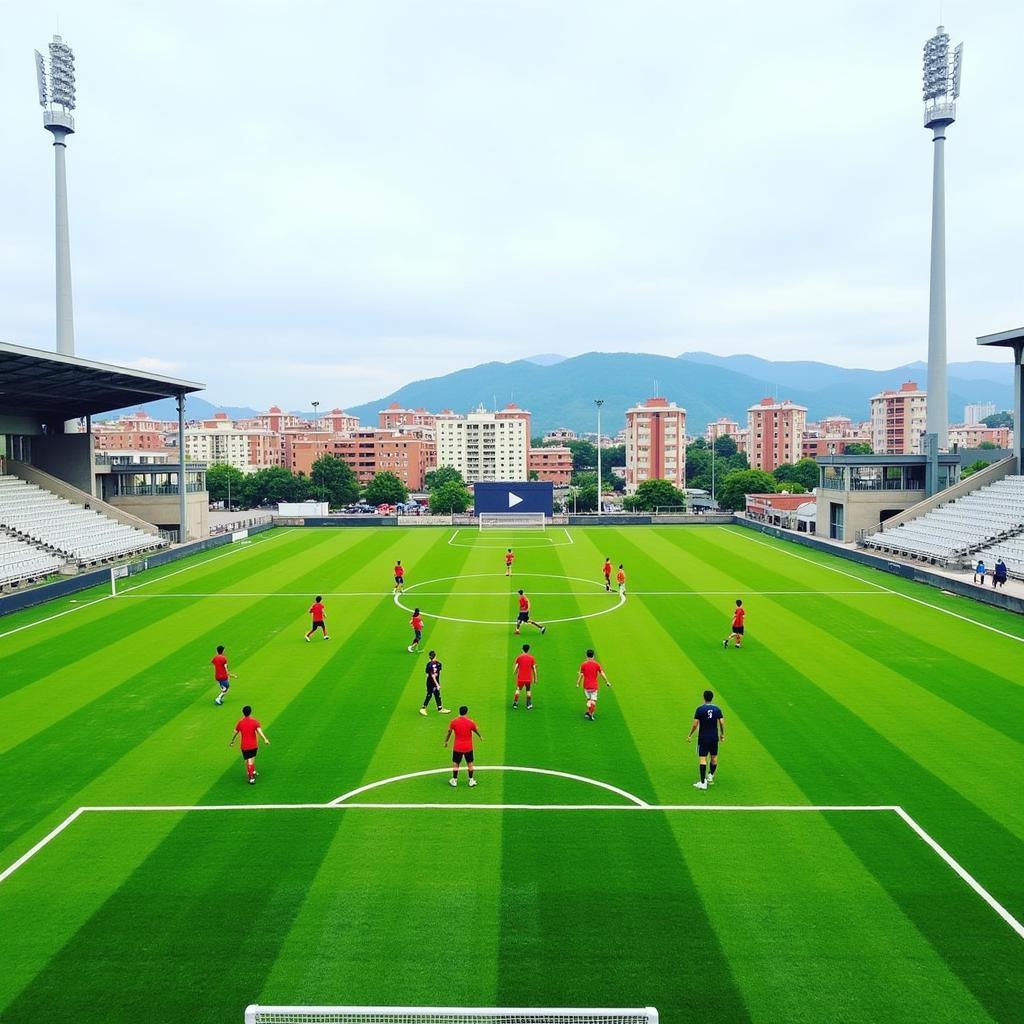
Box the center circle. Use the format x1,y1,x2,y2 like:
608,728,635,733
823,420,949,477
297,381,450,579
394,572,626,626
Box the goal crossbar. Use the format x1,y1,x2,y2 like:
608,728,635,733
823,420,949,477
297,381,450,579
479,513,546,531
246,1008,658,1024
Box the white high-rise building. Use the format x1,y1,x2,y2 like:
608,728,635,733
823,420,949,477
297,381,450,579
870,382,929,455
963,401,996,426
435,408,528,483
181,414,281,473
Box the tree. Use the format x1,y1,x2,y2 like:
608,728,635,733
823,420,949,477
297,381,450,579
843,442,873,455
429,479,472,514
977,441,999,450
425,465,466,490
712,435,738,458
568,484,597,512
528,469,540,481
627,478,687,511
777,482,807,494
982,411,1012,428
716,469,777,511
206,464,246,507
773,458,820,492
241,466,310,507
310,454,359,508
565,439,597,471
962,459,990,479
362,471,409,506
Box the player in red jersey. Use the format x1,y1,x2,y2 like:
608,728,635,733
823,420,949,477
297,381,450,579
603,558,613,592
723,599,745,649
393,560,405,594
408,607,425,652
211,644,237,706
576,648,612,720
616,564,626,596
505,548,514,576
514,589,546,635
305,596,329,641
512,643,538,710
229,704,269,784
444,705,481,787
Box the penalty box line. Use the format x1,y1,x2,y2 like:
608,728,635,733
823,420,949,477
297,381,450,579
113,590,895,599
2,802,1022,941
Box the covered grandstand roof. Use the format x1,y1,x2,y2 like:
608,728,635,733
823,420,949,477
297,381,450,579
0,342,204,419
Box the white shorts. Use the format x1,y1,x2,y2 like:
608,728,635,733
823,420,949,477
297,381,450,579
584,689,599,703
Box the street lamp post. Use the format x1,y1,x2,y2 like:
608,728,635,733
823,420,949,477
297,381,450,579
711,439,716,508
595,399,604,517
311,400,323,505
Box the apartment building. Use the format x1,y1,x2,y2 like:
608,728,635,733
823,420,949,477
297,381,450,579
947,424,1012,449
704,418,742,446
182,414,281,472
285,429,435,489
746,398,808,472
624,397,687,494
435,408,529,483
869,382,928,455
528,445,573,485
378,403,438,434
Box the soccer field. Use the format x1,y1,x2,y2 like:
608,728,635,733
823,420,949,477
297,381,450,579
2,524,1022,1023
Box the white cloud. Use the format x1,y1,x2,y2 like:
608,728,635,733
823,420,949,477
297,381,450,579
1,1,1020,408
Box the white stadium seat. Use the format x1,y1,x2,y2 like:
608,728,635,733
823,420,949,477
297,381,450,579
861,475,1024,566
0,475,165,584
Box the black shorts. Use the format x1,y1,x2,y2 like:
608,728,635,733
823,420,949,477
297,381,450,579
395,575,404,585
697,737,719,757
412,629,422,642
731,625,744,635
311,620,326,632
452,750,474,764
517,611,530,623
425,680,440,695
241,747,258,761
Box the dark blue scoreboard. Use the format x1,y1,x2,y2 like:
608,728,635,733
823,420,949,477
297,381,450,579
474,481,553,516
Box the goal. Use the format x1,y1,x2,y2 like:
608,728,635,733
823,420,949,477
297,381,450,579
245,1008,658,1024
479,513,546,531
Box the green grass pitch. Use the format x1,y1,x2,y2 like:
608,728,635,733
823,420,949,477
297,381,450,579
1,524,1022,1023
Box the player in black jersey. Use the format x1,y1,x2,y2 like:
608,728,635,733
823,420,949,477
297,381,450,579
419,650,451,716
686,688,725,790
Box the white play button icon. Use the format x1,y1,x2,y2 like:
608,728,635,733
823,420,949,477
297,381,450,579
508,491,524,509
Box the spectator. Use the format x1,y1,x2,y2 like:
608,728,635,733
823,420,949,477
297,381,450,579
973,559,987,585
994,558,1008,588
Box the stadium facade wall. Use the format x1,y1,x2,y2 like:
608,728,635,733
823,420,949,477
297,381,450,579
733,517,1024,616
0,522,273,619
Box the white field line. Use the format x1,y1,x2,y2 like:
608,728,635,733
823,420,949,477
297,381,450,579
114,589,893,599
894,806,1024,941
0,528,293,641
3,799,1023,940
329,765,650,806
0,807,86,884
723,527,1024,645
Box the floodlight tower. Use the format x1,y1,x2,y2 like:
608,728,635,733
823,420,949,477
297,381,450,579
35,35,78,356
922,26,963,449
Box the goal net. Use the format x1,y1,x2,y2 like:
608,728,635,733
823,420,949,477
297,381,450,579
245,1008,658,1024
479,513,546,531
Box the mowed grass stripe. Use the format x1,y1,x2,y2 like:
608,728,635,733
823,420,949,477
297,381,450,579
0,811,343,1023
661,812,999,1024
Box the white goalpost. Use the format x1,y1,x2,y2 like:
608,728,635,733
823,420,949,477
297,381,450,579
245,1008,658,1024
479,513,547,531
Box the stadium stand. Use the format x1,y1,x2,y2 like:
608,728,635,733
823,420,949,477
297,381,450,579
862,475,1024,565
0,527,65,589
972,539,1024,580
0,474,163,567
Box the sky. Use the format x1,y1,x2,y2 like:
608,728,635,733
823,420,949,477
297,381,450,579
2,1,1022,410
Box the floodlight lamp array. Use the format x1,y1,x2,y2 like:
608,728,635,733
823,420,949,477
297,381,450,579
922,26,962,104
47,36,76,110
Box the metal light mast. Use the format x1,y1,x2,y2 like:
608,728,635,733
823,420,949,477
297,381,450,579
922,26,963,449
35,35,78,357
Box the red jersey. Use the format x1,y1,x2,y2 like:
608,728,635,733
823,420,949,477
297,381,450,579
411,614,424,631
616,569,626,584
732,606,746,628
309,602,325,622
514,652,537,683
211,654,229,681
394,564,404,578
449,716,477,752
579,659,602,690
603,561,612,577
505,552,514,565
235,716,261,750
518,594,530,612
